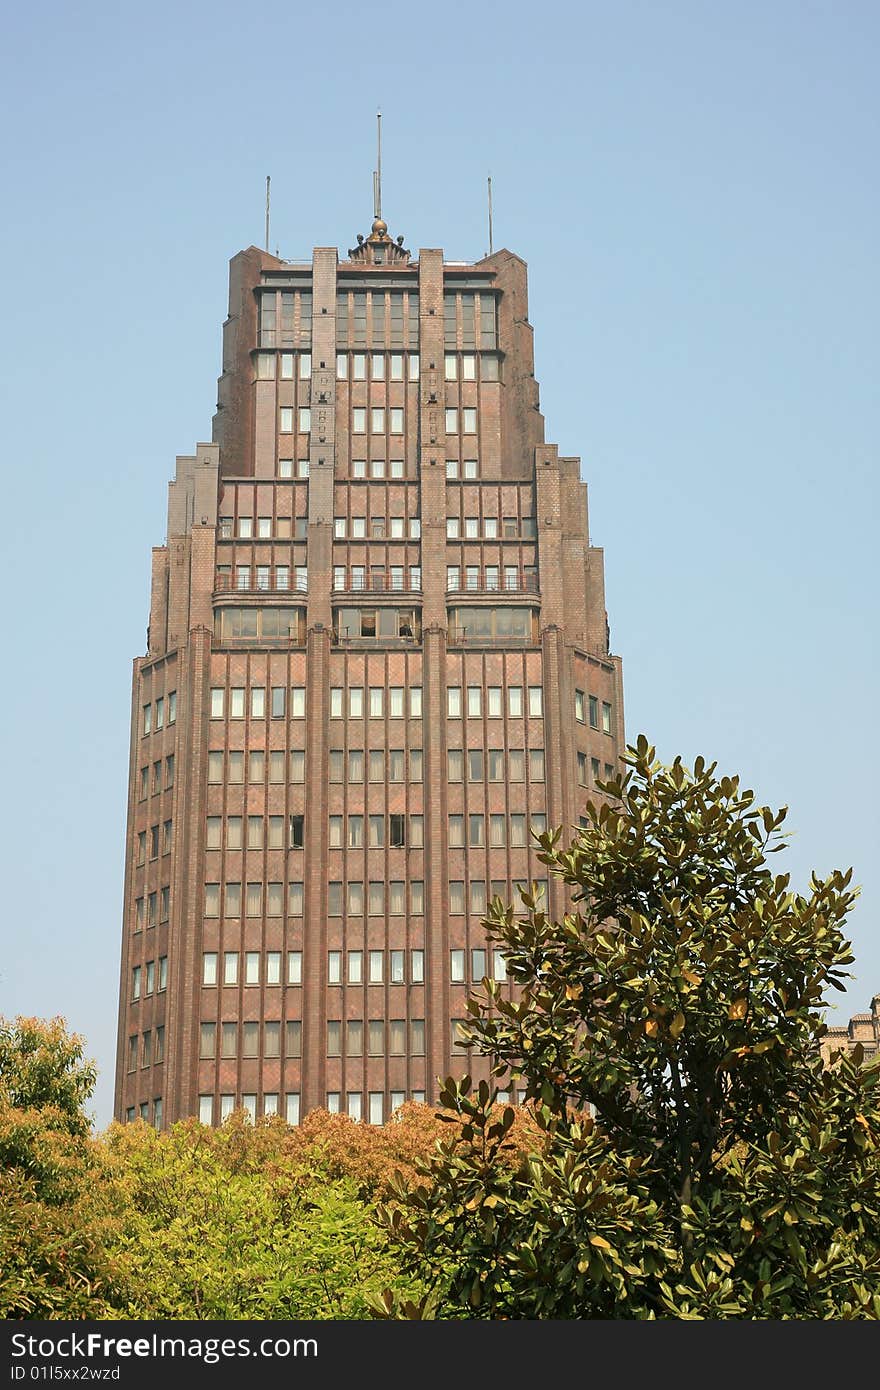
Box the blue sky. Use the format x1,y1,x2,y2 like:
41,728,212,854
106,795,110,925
0,1,876,1129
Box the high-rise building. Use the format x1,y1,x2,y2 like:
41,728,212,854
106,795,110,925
114,207,624,1129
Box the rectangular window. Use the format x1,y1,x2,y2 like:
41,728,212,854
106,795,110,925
207,751,223,784
602,701,612,734
210,689,224,718
328,950,342,984
204,883,220,917
247,817,263,850
226,816,242,850
246,882,262,916
468,749,483,781
369,687,384,718
245,952,260,985
471,881,487,915
369,950,384,983
450,948,465,982
347,1020,364,1057
288,880,304,914
348,814,364,848
411,882,424,915
223,951,239,986
202,951,218,986
410,1019,426,1055
266,950,282,984
575,689,585,723
449,881,465,914
529,686,544,718
411,947,424,980
469,814,485,846
290,815,304,849
508,686,523,717
348,881,364,915
287,950,302,985
369,881,384,915
530,748,545,781
510,814,527,846
199,1023,216,1059
448,814,464,847
589,694,599,729
447,686,462,717
410,686,422,717
490,814,506,847
328,882,342,915
577,751,588,785
467,686,482,718
230,688,245,719
390,813,406,848
389,1019,406,1056
286,1093,301,1125
349,687,364,718
369,815,384,848
286,1022,302,1058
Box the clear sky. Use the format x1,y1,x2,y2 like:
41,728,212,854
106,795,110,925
0,1,876,1130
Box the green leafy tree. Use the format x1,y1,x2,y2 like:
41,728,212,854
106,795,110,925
0,1017,131,1318
105,1114,422,1319
375,739,880,1319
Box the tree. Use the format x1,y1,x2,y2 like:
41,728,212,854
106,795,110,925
0,1016,131,1318
374,739,880,1319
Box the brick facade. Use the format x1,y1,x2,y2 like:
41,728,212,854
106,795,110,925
114,214,626,1128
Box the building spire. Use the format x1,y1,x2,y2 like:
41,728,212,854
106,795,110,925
349,108,410,264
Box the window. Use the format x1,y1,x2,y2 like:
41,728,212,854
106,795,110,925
389,686,404,718
369,950,384,983
577,751,588,785
490,814,506,847
510,814,527,846
530,748,545,781
286,1093,301,1125
286,1022,302,1058
410,1019,425,1054
199,1023,216,1059
410,686,422,717
298,407,311,433
230,688,245,719
390,407,404,433
266,951,281,984
289,815,304,849
245,952,260,985
288,881,304,914
450,949,465,982
348,748,364,782
446,516,460,540
411,947,424,980
369,881,384,914
347,950,363,984
449,881,465,914
589,694,599,729
448,748,463,781
462,407,477,433
226,816,242,850
390,814,406,848
228,750,244,782
203,952,218,985
445,408,458,433
529,686,543,717
204,883,219,917
220,1023,237,1059
330,687,343,718
131,965,141,1000
448,814,464,847
447,686,462,717
247,817,263,850
509,686,523,717
348,881,364,915
349,687,364,718
369,687,384,718
467,686,482,718
226,881,242,916
328,951,342,984
287,950,302,985
369,815,384,848
348,1020,364,1056
223,951,239,985
575,689,585,723
348,814,364,848
468,749,484,781
469,814,485,847
198,1095,213,1125
411,882,424,915
447,566,460,591
389,949,405,983
347,1092,363,1121
602,701,612,734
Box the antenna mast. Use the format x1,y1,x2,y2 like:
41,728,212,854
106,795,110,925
265,175,271,252
373,108,382,219
487,174,494,255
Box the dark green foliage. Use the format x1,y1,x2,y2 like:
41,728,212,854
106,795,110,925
374,739,880,1318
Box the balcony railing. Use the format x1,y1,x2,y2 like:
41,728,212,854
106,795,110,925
446,572,539,595
333,571,422,593
215,572,308,595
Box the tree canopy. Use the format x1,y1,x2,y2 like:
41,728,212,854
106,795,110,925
375,737,880,1319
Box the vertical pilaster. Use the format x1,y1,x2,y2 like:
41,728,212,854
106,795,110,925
302,626,331,1113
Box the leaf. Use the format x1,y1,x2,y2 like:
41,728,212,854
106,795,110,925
589,1235,612,1250
728,999,748,1020
669,1012,686,1039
